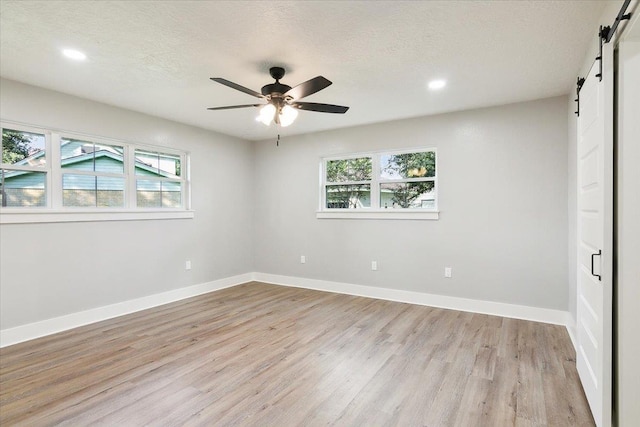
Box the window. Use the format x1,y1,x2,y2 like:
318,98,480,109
325,156,372,209
134,149,182,208
319,148,438,220
379,151,436,210
1,127,48,208
61,138,125,207
1,122,191,223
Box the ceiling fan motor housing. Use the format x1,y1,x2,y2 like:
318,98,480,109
262,66,292,97
261,82,292,97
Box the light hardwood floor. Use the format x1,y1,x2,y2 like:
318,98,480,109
0,282,594,426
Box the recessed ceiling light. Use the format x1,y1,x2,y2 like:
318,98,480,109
428,79,447,90
62,49,87,61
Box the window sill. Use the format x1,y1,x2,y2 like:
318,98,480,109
0,209,195,224
316,210,439,220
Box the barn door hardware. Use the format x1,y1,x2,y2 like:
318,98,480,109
574,77,586,116
595,25,608,81
591,249,602,281
596,0,632,82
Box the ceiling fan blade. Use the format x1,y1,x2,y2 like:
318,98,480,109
207,104,262,111
285,76,332,100
292,102,349,114
210,78,264,98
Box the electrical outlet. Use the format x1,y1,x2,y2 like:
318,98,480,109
300,255,306,264
371,261,378,271
444,267,452,278
185,260,192,270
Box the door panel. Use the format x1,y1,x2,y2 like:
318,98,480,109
580,149,599,188
576,50,613,427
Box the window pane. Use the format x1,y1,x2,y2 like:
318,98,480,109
63,174,125,207
96,177,125,207
380,182,435,209
137,180,182,208
0,169,46,207
2,129,46,167
326,184,371,209
60,138,124,173
135,149,181,178
326,157,372,182
380,151,436,180
63,174,96,207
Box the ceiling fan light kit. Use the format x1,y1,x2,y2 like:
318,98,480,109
256,103,276,126
208,66,349,128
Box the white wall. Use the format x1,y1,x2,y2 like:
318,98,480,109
0,78,254,330
0,83,572,332
253,96,569,310
616,30,640,427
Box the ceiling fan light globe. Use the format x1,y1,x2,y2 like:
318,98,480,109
428,79,447,90
280,105,299,127
257,104,276,126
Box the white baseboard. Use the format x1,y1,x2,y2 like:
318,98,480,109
1,271,576,349
565,317,578,351
0,273,253,348
253,272,574,327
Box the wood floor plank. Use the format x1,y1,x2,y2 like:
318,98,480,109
516,320,550,425
482,356,519,426
453,375,493,426
0,282,594,426
391,357,451,427
423,340,475,426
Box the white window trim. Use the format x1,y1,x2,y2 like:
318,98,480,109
0,209,195,224
1,120,192,223
316,210,438,220
318,147,439,220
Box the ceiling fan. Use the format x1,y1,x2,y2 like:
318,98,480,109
208,67,349,127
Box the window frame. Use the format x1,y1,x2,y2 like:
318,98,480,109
318,147,439,220
133,147,184,209
59,133,127,209
1,121,193,224
324,154,373,209
1,124,51,209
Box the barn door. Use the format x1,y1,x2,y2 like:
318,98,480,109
576,45,614,427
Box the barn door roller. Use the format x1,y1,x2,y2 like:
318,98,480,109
574,77,586,116
596,0,633,81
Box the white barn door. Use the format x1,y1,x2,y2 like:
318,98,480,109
576,46,614,427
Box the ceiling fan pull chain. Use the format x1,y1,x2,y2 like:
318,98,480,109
277,133,280,147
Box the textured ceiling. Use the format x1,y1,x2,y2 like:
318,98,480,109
0,1,606,141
